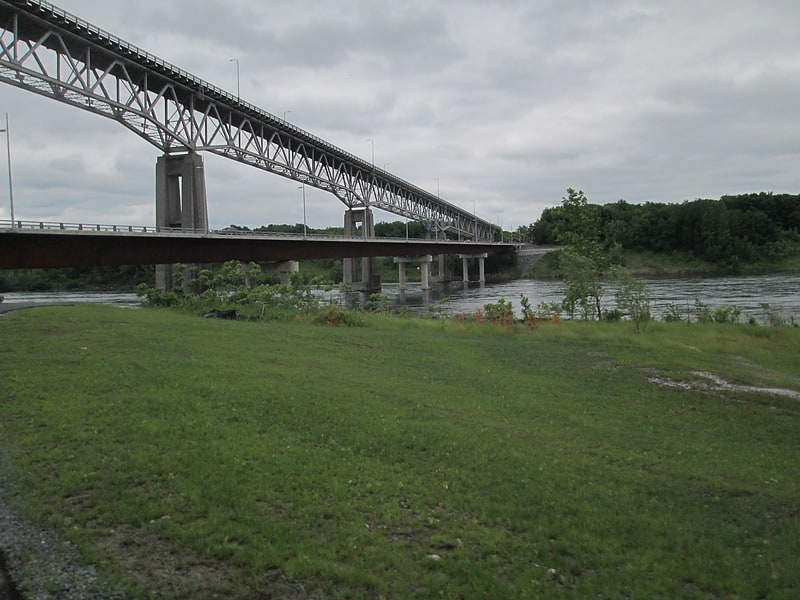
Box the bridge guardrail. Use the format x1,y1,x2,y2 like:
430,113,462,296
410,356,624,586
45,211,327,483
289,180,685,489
0,219,498,244
0,219,169,233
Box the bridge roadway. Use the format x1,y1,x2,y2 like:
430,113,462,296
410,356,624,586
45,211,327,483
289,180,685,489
0,221,514,270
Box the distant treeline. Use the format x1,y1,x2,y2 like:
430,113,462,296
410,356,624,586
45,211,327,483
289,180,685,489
228,220,430,239
519,193,800,268
0,265,155,292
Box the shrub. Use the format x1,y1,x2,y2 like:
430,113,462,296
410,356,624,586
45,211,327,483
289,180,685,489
694,299,714,323
314,304,364,327
483,298,515,325
610,265,651,332
662,303,685,323
713,306,741,324
136,283,183,307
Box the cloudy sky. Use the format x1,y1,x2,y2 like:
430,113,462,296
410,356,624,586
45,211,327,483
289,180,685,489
1,0,798,231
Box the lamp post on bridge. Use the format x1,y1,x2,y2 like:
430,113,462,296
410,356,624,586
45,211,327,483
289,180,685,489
366,138,374,168
474,199,477,242
0,113,15,229
434,178,440,239
229,58,240,99
298,184,307,238
283,110,291,121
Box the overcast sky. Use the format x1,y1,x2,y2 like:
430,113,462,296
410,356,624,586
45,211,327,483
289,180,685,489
1,0,798,231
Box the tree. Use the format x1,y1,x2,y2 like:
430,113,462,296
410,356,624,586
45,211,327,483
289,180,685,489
610,265,651,332
558,189,608,320
560,248,605,319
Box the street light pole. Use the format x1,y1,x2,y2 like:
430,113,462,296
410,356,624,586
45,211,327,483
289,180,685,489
229,58,240,99
366,138,374,167
0,113,14,228
283,110,291,121
298,184,307,238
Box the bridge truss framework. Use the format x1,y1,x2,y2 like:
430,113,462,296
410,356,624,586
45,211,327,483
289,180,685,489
0,0,500,240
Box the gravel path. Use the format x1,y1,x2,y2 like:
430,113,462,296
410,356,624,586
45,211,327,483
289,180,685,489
0,449,124,599
1,303,104,598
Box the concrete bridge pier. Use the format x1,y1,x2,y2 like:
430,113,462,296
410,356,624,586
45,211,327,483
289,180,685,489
459,253,488,283
343,208,381,291
427,229,452,283
262,260,300,285
155,151,209,290
394,255,433,290
432,253,452,283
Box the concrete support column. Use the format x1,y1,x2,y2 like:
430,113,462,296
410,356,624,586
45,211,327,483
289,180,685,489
155,152,209,291
394,256,432,290
458,253,488,284
343,208,380,291
462,257,469,282
420,258,432,290
261,260,299,285
437,254,447,281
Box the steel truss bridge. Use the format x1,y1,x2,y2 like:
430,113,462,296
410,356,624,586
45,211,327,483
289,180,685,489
0,0,500,240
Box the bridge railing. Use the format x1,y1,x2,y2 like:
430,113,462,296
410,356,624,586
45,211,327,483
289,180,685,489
0,219,176,233
0,219,496,244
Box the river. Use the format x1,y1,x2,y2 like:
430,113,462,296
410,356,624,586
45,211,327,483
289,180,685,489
1,273,798,325
380,273,800,324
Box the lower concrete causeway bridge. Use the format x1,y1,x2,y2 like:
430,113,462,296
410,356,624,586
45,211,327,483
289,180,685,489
0,0,515,290
0,219,514,290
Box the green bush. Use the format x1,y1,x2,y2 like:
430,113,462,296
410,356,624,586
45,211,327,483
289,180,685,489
483,298,515,324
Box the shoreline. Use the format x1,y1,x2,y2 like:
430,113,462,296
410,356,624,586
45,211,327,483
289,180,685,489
0,303,69,315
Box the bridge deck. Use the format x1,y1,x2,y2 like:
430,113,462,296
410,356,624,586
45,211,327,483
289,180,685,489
0,222,514,269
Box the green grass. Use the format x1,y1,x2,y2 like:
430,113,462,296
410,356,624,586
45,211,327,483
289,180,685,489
1,306,799,598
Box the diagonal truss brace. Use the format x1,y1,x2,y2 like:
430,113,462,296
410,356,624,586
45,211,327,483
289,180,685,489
0,0,500,240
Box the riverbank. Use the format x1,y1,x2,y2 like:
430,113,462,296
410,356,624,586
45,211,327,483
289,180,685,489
0,302,73,315
1,305,798,598
527,249,800,279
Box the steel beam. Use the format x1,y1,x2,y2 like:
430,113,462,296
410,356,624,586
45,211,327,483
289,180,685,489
0,0,501,240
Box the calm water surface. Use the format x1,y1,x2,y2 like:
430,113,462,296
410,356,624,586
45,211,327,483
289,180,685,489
2,273,798,324
381,273,800,323
1,290,139,307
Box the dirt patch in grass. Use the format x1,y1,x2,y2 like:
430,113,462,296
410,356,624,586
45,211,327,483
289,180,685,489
92,526,321,599
648,371,800,400
95,526,230,597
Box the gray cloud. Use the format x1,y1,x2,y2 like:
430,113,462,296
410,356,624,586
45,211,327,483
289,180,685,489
0,0,798,232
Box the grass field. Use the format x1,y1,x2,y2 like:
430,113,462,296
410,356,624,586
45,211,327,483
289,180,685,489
0,305,798,598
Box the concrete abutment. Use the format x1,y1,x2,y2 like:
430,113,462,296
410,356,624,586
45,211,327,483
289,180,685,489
155,152,209,291
342,208,381,292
